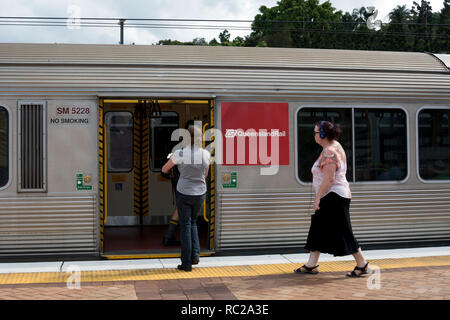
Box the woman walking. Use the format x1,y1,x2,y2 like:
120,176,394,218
162,124,210,272
295,120,369,277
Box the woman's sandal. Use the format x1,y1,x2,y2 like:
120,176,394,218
346,262,369,277
294,264,319,274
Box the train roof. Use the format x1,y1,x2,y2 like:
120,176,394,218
0,43,448,73
0,43,448,101
434,54,450,70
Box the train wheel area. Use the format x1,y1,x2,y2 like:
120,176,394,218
0,246,449,286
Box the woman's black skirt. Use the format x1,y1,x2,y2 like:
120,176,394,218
304,192,360,257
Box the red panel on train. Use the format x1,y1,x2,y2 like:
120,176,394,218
221,102,289,166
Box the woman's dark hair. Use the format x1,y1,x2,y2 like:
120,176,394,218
315,120,342,141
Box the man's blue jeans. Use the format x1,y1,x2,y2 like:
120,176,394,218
175,191,205,266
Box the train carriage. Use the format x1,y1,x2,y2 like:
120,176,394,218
0,43,449,259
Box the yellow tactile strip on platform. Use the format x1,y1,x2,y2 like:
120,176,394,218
0,255,449,285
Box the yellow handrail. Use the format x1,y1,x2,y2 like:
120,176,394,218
202,122,209,223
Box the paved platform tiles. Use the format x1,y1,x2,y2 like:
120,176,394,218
0,265,449,300
0,255,449,286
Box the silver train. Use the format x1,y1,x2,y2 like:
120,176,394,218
0,43,449,259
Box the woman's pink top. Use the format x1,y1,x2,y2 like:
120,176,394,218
311,148,351,199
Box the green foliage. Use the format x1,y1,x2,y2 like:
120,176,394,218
437,0,450,52
248,0,449,52
157,39,186,45
219,29,231,45
381,5,412,51
208,38,220,46
156,0,450,53
252,0,344,48
192,37,208,46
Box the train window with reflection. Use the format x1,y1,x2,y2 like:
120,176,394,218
354,109,407,181
418,109,450,180
0,107,8,188
105,112,133,172
297,108,353,182
297,107,407,183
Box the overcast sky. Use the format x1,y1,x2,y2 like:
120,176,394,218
0,0,445,45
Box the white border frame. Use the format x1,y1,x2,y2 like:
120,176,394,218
294,104,410,186
0,103,12,191
17,100,47,192
416,105,450,184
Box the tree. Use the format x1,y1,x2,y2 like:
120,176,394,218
231,36,245,46
437,0,450,52
410,0,434,51
157,39,185,45
155,0,446,52
382,5,413,51
251,0,343,48
192,37,208,46
345,7,384,50
208,38,220,46
219,29,231,45
243,31,267,47
336,11,359,49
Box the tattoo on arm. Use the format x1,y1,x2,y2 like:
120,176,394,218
319,148,340,170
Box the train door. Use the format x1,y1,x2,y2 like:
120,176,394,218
99,98,215,258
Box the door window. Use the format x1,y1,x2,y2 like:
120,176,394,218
106,112,133,172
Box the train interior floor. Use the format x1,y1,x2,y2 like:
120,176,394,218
103,219,209,253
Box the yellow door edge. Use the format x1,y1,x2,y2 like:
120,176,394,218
98,98,107,254
102,251,216,260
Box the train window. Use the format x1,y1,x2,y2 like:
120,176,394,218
149,111,179,172
418,109,450,180
0,107,8,188
297,108,353,182
354,109,407,181
297,107,407,184
105,112,133,172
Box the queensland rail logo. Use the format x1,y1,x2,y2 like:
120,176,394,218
225,129,286,138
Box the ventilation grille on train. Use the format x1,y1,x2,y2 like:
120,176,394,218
18,101,47,192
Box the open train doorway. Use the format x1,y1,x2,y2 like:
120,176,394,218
99,98,215,258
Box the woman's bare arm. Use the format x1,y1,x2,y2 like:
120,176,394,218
162,158,176,174
313,148,339,211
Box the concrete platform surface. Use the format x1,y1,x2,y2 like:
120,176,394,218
0,246,448,300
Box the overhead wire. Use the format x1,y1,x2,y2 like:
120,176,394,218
0,16,448,26
0,16,448,39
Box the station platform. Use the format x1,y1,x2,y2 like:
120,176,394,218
0,246,449,300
